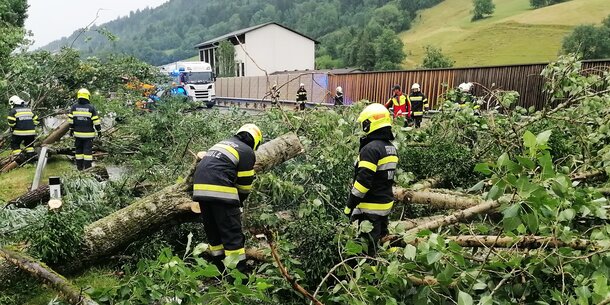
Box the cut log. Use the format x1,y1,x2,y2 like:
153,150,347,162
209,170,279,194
389,215,447,233
409,177,441,191
6,166,109,209
394,187,482,210
65,133,303,273
0,248,98,305
402,200,501,237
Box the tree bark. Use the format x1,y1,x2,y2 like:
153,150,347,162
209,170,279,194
571,170,607,182
65,133,303,273
402,200,501,236
394,187,482,210
0,248,98,305
409,177,441,191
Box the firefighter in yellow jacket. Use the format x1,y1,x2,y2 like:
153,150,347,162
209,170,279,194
192,124,263,275
344,103,398,255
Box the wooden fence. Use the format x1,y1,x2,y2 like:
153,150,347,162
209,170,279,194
216,60,610,109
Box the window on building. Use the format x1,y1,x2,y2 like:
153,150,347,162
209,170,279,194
199,50,204,62
241,62,245,77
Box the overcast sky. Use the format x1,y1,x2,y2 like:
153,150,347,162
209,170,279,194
25,0,169,49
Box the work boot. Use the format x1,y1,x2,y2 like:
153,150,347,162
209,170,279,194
76,160,84,171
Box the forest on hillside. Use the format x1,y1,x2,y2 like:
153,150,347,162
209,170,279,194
42,0,444,69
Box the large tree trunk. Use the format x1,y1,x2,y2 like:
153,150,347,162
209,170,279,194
394,187,482,210
385,235,595,250
0,248,98,305
66,133,303,273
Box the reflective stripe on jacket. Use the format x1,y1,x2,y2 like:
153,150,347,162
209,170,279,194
69,101,101,138
8,107,38,136
385,95,411,118
409,92,428,117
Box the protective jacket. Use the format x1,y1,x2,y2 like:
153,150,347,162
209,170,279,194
7,107,38,136
296,88,307,102
385,94,411,118
68,99,101,138
408,92,428,117
193,136,256,206
346,128,398,216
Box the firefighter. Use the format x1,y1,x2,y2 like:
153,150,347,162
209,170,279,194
7,95,39,160
384,85,411,128
296,83,307,110
68,88,102,170
193,124,263,276
269,83,280,106
334,86,344,106
408,83,428,128
344,103,398,255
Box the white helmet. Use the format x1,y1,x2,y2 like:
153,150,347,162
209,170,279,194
458,82,473,93
299,83,305,87
336,86,343,94
411,83,421,90
8,95,25,107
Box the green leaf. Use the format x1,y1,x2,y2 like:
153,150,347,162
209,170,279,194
468,180,486,193
558,209,576,222
515,156,536,170
255,280,274,291
503,204,521,218
458,291,474,305
497,153,511,168
359,220,374,234
536,130,552,146
523,131,537,149
345,240,363,256
426,251,443,265
404,244,417,261
478,295,493,305
474,163,492,175
503,216,522,232
199,264,221,277
522,212,539,233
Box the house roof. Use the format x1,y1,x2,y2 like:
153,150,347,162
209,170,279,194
194,22,319,49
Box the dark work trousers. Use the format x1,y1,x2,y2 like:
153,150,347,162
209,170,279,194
352,213,389,256
199,201,247,274
413,116,423,128
11,135,36,158
74,138,94,170
299,102,306,111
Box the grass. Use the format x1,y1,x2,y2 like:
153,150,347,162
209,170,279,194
400,0,610,68
0,159,74,202
17,267,119,305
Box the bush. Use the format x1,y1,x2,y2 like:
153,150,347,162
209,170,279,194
421,45,455,69
562,17,610,60
472,0,495,21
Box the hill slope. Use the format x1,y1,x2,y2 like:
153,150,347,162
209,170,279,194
400,0,610,68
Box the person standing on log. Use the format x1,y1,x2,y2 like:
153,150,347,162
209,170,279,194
296,83,307,111
384,85,411,129
193,124,263,276
7,95,39,160
408,83,428,128
343,104,398,255
68,88,102,170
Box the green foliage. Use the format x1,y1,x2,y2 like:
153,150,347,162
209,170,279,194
217,40,236,77
41,0,445,69
530,0,570,9
471,0,495,21
0,0,27,69
562,15,610,60
421,45,455,69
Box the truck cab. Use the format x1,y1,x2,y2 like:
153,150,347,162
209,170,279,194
163,61,216,108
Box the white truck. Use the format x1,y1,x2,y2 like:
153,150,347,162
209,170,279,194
161,61,216,107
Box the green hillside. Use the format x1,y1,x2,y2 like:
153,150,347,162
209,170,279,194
400,0,610,68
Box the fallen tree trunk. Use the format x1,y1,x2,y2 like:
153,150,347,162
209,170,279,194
402,200,502,237
0,248,98,305
394,187,482,210
571,170,607,182
5,166,109,209
409,177,441,191
66,133,303,273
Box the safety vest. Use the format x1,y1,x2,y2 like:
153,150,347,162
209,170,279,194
387,95,410,118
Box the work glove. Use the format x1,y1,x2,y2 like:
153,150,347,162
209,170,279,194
343,206,353,218
97,131,103,139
